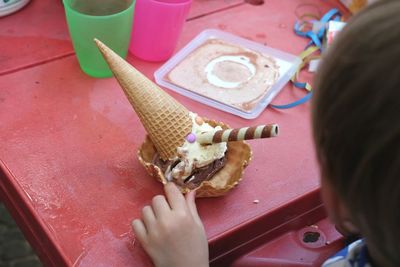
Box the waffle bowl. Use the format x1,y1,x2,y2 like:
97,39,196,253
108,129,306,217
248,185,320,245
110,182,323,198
138,119,252,197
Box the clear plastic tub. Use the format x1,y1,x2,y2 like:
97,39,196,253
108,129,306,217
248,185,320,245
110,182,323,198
154,29,301,119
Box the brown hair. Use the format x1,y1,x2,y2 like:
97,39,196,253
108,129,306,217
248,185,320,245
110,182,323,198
312,0,400,266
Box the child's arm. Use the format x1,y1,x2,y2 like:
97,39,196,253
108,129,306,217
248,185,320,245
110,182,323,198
132,183,209,267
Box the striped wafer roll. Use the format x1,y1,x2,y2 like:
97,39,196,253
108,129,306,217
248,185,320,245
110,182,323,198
197,124,279,144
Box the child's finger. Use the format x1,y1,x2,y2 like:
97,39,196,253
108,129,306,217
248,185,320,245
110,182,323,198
164,182,186,211
142,205,156,228
186,190,202,224
152,195,171,218
132,219,147,244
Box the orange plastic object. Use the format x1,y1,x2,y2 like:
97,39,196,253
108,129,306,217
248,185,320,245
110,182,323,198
0,1,349,266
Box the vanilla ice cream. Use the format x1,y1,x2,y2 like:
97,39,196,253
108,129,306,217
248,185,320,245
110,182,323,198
164,112,227,184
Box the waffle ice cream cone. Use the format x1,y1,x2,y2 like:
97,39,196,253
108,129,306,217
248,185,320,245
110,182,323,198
95,39,192,160
95,39,253,197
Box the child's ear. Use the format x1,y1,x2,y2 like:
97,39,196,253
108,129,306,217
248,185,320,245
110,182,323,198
320,176,360,237
335,203,360,236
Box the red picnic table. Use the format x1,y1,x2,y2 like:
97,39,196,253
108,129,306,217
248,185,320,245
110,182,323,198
0,0,350,266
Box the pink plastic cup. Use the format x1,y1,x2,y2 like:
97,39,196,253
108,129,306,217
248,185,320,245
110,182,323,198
129,0,192,62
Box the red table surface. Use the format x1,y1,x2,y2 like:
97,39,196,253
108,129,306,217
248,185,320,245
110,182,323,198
0,1,349,266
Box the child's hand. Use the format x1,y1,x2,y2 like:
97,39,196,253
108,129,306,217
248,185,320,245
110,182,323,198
132,183,209,267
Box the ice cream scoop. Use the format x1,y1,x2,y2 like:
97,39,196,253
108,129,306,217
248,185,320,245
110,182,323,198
164,112,228,185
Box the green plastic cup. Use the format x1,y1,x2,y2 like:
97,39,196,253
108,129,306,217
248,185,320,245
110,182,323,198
63,0,135,78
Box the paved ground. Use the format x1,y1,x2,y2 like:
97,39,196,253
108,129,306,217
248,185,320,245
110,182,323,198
0,202,42,267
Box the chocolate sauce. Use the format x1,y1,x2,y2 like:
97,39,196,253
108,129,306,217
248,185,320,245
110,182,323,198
153,154,227,190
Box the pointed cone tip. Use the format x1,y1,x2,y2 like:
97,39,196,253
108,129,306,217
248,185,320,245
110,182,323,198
93,38,102,46
94,38,106,54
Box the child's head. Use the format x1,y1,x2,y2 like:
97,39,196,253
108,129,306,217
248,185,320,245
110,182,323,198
312,0,400,266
